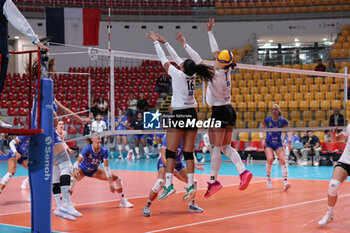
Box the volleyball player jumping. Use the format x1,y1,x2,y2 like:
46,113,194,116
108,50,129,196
176,18,253,198
146,31,214,201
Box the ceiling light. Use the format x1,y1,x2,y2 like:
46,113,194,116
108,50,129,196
268,40,273,43
294,38,299,42
14,36,19,39
323,38,328,41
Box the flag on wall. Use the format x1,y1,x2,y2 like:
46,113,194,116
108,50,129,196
46,8,101,46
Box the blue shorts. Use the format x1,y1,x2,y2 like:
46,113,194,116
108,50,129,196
80,166,98,177
156,134,165,139
134,135,145,140
8,151,27,164
157,159,185,172
117,134,127,137
265,142,284,151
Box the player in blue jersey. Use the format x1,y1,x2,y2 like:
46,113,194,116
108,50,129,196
259,104,292,191
70,134,133,208
142,135,204,217
115,109,132,159
0,136,29,194
131,112,149,159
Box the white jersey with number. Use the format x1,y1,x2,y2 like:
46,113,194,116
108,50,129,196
339,124,350,165
206,68,231,106
168,65,197,110
203,133,210,147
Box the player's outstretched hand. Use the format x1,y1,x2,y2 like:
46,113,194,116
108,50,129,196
37,42,49,51
195,162,205,171
146,31,157,42
175,32,186,46
206,18,215,32
156,34,167,44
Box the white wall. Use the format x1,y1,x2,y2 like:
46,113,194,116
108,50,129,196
7,17,350,72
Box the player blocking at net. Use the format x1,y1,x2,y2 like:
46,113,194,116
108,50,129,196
146,31,214,201
174,18,253,198
70,133,133,208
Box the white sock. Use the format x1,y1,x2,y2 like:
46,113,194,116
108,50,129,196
281,165,288,182
165,173,173,187
61,185,73,206
135,147,140,155
125,145,130,152
157,144,162,150
54,194,62,208
23,177,29,185
144,147,149,155
118,144,123,154
210,146,222,184
70,177,77,192
222,145,246,174
327,206,334,213
187,173,194,186
266,163,272,178
0,172,13,186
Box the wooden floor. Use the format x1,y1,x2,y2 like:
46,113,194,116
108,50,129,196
0,170,350,233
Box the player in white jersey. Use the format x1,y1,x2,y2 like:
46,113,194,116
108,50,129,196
29,59,89,221
176,18,253,198
201,133,210,162
318,125,350,227
146,31,214,202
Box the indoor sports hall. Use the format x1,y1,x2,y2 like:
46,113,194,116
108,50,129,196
0,1,350,233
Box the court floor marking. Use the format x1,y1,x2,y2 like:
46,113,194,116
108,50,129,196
0,179,268,216
146,193,350,233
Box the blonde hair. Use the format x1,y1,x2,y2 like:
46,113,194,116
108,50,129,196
272,104,281,116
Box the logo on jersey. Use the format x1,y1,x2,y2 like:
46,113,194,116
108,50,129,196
144,110,162,129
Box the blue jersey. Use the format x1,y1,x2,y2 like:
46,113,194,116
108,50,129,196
264,116,288,144
115,116,127,130
9,136,30,157
162,136,183,164
79,144,109,171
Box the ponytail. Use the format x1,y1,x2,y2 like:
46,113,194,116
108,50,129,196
224,62,237,70
183,59,214,82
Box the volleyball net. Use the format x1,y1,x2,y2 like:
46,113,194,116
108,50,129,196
40,43,350,146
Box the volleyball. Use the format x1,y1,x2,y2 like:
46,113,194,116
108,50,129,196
217,49,233,66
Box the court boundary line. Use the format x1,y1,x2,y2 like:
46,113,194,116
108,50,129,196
0,179,268,216
145,193,350,233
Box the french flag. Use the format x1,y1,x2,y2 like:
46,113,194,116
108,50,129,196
46,8,101,46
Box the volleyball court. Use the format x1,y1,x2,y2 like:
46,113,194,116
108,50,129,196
0,45,350,233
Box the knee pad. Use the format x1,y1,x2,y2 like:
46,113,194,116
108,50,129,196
52,166,61,184
221,144,230,155
58,161,73,176
166,149,176,159
183,151,194,161
328,179,341,197
202,147,208,154
60,174,71,187
151,178,165,193
52,183,61,194
118,144,123,151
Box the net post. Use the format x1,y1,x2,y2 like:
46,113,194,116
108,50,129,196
28,53,32,129
110,54,115,133
28,78,53,233
344,67,348,125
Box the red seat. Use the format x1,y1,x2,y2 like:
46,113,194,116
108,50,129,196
320,142,328,154
18,108,27,116
79,125,84,134
1,99,9,108
20,100,29,108
7,107,17,116
245,141,264,152
68,125,77,134
13,117,18,125
327,142,341,153
10,100,19,108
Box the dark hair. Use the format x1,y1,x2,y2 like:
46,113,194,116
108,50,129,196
329,59,336,68
26,58,55,77
224,62,237,70
86,138,92,144
183,59,214,82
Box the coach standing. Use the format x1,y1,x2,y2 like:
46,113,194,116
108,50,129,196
0,0,48,128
